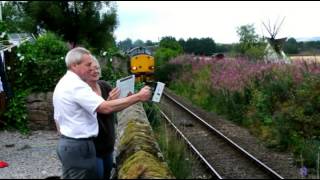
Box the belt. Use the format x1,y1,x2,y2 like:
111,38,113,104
60,134,95,141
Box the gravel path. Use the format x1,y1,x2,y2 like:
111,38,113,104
0,130,61,179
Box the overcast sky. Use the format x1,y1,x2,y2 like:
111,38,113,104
113,1,320,44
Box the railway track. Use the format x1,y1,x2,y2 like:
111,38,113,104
158,90,284,179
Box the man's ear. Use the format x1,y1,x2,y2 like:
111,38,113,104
70,63,77,71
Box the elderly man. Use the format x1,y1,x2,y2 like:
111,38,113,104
53,47,151,179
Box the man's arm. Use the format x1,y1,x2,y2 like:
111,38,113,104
96,86,151,114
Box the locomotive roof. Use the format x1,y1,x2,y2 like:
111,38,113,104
127,46,152,57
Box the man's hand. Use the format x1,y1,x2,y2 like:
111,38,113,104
138,86,152,102
107,87,120,101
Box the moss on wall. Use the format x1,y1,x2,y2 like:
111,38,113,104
116,104,175,179
118,150,175,179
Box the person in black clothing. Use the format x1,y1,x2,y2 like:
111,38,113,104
86,56,120,179
0,53,13,101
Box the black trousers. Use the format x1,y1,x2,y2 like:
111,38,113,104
56,136,97,179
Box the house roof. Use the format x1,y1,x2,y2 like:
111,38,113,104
0,33,35,52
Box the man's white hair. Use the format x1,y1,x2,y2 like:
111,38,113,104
65,47,91,68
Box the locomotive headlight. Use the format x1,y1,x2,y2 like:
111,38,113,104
149,66,154,70
132,66,137,70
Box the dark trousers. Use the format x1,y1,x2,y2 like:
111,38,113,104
96,152,113,179
56,136,98,179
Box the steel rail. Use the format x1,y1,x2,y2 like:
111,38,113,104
159,109,223,179
162,91,284,179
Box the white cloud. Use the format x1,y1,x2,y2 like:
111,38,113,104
114,1,320,43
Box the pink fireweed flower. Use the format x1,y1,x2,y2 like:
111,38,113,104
169,54,320,93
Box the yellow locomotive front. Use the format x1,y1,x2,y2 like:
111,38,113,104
128,47,155,83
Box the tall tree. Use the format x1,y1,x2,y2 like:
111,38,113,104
159,36,183,53
1,1,33,32
133,39,144,47
22,1,118,52
178,38,186,51
236,24,259,54
236,24,266,60
117,38,133,52
184,37,216,55
283,37,299,55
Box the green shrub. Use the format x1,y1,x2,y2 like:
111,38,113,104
155,63,182,85
245,44,266,61
145,102,193,178
7,32,68,92
153,119,192,179
3,89,30,134
295,140,320,168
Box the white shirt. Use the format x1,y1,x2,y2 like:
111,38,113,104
53,70,104,138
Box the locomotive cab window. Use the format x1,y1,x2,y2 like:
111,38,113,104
128,47,152,57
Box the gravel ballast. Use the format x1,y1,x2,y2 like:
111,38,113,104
0,130,61,179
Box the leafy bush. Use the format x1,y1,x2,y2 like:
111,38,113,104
154,47,181,67
155,63,182,85
145,103,193,179
3,89,30,134
245,44,266,61
100,63,124,87
7,32,68,92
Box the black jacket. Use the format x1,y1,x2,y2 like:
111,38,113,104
93,80,116,157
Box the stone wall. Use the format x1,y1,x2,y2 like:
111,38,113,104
26,92,55,130
116,103,174,179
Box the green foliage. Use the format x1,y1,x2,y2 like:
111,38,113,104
154,48,180,66
0,21,7,35
155,63,182,85
159,36,183,53
284,74,320,139
189,66,213,108
160,134,192,179
144,102,193,179
296,140,320,168
150,114,192,178
1,1,32,33
100,64,124,87
99,47,128,86
21,1,117,51
143,102,161,128
236,24,266,60
3,89,30,134
244,43,267,61
117,38,133,52
154,46,183,86
7,32,68,92
283,38,299,55
133,39,144,47
154,37,183,85
171,65,249,124
183,37,217,55
237,24,259,51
